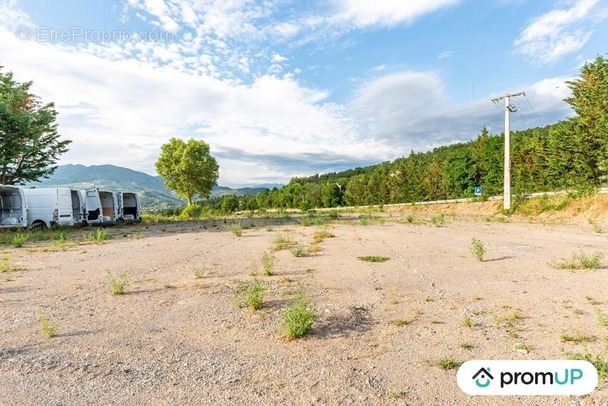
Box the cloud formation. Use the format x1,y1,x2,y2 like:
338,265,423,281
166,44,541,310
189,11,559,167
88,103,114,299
514,0,605,63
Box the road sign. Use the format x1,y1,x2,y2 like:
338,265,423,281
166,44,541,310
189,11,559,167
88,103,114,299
474,187,482,196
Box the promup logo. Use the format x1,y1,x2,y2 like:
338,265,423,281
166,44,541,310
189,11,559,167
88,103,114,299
457,360,598,396
472,367,494,388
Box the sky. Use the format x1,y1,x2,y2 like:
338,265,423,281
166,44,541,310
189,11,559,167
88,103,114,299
1,0,607,187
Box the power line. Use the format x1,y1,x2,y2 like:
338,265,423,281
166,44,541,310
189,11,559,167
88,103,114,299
523,94,544,127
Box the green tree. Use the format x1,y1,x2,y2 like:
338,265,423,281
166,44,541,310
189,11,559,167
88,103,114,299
0,66,71,184
155,137,219,205
220,195,239,213
564,55,608,186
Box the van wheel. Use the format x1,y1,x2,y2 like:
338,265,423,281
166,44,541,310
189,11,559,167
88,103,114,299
29,221,47,230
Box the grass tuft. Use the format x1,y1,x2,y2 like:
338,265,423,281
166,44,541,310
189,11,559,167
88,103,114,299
88,228,109,243
106,269,128,295
551,251,604,270
272,234,297,251
262,251,274,276
38,314,58,338
229,223,242,237
236,278,266,311
438,357,460,370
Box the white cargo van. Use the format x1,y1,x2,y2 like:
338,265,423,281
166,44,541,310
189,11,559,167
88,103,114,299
79,189,104,225
24,187,83,228
117,192,141,223
99,191,118,224
0,185,28,229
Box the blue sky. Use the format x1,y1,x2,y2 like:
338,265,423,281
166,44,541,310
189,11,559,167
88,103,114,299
1,0,607,186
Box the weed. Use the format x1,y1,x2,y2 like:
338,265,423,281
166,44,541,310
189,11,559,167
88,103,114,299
459,342,474,350
236,278,266,311
358,256,390,263
387,390,406,399
565,352,608,379
164,283,176,289
359,214,384,226
470,238,485,262
595,308,608,327
106,270,128,295
38,314,58,338
515,343,531,352
551,251,604,270
406,214,415,224
393,319,409,327
88,228,109,243
312,229,335,244
12,232,29,248
560,333,597,344
587,296,603,306
194,267,210,279
463,316,473,328
0,256,20,273
262,251,274,276
431,214,445,227
229,223,242,237
290,246,306,257
306,245,321,254
282,297,315,339
273,234,297,251
438,357,460,370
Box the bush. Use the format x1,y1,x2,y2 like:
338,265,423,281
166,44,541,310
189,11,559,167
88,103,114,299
470,238,485,262
106,270,128,295
282,298,315,339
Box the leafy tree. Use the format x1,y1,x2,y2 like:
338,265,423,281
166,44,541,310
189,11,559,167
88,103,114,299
155,137,219,205
220,195,239,213
0,66,71,184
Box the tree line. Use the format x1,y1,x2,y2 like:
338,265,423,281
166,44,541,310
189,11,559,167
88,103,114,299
225,55,608,212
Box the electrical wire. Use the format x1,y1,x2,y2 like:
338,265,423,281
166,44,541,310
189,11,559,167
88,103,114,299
523,94,544,127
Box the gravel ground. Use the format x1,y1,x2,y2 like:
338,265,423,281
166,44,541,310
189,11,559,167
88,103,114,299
1,213,608,405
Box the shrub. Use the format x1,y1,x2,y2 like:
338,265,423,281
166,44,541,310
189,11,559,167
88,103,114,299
282,298,315,339
470,238,485,262
290,246,306,257
106,270,128,295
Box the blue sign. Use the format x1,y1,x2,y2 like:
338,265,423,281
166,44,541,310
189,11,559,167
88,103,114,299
474,187,482,196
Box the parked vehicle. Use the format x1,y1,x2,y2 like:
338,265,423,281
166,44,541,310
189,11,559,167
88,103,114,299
24,187,83,228
99,190,119,224
0,185,28,229
79,189,104,225
117,192,141,223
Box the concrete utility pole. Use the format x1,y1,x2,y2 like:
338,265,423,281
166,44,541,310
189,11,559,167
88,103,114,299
491,91,525,210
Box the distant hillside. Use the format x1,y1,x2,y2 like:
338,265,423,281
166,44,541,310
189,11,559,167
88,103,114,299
28,164,280,209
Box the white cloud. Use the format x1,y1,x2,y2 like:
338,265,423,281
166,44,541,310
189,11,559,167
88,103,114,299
514,0,605,63
438,50,453,59
332,0,461,27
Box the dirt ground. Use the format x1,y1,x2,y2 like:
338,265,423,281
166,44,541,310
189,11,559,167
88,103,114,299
1,210,608,405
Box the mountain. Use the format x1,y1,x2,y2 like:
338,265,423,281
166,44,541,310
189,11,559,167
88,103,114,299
27,164,280,209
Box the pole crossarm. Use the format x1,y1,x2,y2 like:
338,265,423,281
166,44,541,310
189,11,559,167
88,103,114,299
491,91,525,103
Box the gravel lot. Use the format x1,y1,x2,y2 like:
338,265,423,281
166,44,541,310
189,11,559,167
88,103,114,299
1,212,607,405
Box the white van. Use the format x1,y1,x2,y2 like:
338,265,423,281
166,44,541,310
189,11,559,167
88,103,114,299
79,189,104,225
117,192,141,223
24,188,83,228
99,191,118,224
0,185,28,229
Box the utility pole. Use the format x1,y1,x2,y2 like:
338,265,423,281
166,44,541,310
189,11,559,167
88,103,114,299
491,91,525,210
